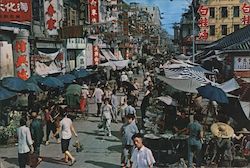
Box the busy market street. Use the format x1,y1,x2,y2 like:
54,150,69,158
1,0,250,168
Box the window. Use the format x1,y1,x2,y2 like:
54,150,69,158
221,25,227,35
210,25,215,36
221,7,228,18
210,7,215,18
233,6,239,17
234,24,240,31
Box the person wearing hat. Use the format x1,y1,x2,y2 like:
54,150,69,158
30,111,44,165
211,122,234,167
53,110,78,166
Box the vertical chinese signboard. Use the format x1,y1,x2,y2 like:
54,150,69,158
13,30,30,80
44,0,63,35
197,4,209,40
93,46,99,65
0,0,32,23
241,2,250,25
88,0,99,24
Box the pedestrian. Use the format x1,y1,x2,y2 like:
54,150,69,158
125,103,137,121
53,110,78,166
92,84,104,117
121,114,139,168
133,78,140,97
17,117,34,168
80,84,90,118
187,113,203,168
103,86,112,100
120,96,128,123
111,89,119,123
30,112,44,164
127,69,134,82
44,107,60,145
130,133,155,168
100,98,114,137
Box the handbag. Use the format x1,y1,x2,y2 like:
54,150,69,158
73,140,83,152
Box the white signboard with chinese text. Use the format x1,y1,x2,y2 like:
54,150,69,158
234,56,250,70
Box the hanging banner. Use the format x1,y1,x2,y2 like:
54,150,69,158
93,45,99,65
0,0,32,23
88,0,99,24
44,0,63,35
241,2,250,25
197,4,209,41
0,41,14,78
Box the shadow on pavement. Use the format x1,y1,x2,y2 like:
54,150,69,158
41,157,68,166
107,144,122,153
111,131,121,140
96,137,120,143
78,131,99,136
1,157,18,166
85,160,120,168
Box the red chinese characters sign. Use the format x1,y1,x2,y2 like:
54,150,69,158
93,46,99,65
88,0,99,24
198,5,209,41
14,39,29,80
241,2,250,25
0,0,32,23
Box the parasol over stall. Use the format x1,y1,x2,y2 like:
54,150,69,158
0,86,17,100
39,77,64,88
2,77,27,92
57,74,76,84
156,96,178,106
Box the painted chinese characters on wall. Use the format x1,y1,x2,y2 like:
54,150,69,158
88,0,99,24
241,2,250,25
93,46,99,65
44,0,63,35
198,4,209,41
0,0,32,23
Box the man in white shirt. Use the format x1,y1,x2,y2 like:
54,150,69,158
54,111,78,166
130,133,155,168
17,118,34,168
92,85,104,117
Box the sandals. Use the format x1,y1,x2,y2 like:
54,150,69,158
70,158,76,166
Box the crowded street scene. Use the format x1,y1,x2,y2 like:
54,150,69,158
1,0,250,168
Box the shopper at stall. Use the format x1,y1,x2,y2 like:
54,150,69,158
173,111,190,135
53,110,78,166
187,113,203,168
121,114,139,168
17,118,34,168
92,84,104,117
130,133,155,168
30,111,44,164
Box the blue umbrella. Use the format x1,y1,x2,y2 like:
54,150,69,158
40,77,64,88
2,77,27,92
197,84,229,104
72,69,91,78
0,86,17,100
26,82,42,93
26,75,43,84
57,74,76,84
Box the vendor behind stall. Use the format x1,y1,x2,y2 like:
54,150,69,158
173,110,190,135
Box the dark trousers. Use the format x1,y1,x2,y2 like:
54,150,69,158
46,122,59,141
97,103,102,116
33,143,41,156
18,152,29,168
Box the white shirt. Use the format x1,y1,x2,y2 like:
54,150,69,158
111,94,119,107
60,117,73,139
93,88,104,103
17,126,33,154
121,74,129,82
131,146,155,168
101,104,113,119
81,89,89,99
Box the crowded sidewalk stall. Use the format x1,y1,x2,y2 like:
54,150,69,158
139,59,250,167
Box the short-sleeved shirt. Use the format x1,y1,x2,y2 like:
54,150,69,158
93,88,104,103
17,126,33,154
121,122,139,146
125,105,136,116
101,104,113,119
131,146,155,168
188,121,202,148
81,89,89,99
60,117,73,140
111,94,119,107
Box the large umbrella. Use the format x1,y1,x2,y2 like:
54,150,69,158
26,82,42,93
2,77,27,92
26,75,43,84
72,69,91,78
66,84,82,96
0,86,17,100
197,84,229,104
39,77,64,88
57,74,76,84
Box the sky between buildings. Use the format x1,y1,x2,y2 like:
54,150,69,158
124,0,190,35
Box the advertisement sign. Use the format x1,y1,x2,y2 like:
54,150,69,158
241,2,250,25
93,45,99,65
197,4,209,41
0,41,14,78
0,0,32,23
88,0,99,24
234,56,250,71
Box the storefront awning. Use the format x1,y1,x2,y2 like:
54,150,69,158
101,49,117,61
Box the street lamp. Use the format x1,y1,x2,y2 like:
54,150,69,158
170,0,196,62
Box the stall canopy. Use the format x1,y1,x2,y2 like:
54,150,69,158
99,60,131,70
101,49,118,61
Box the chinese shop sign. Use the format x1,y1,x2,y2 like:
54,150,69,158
44,0,63,35
241,2,250,25
93,46,99,65
14,39,30,80
88,0,99,24
197,5,209,40
234,56,250,70
0,0,32,23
